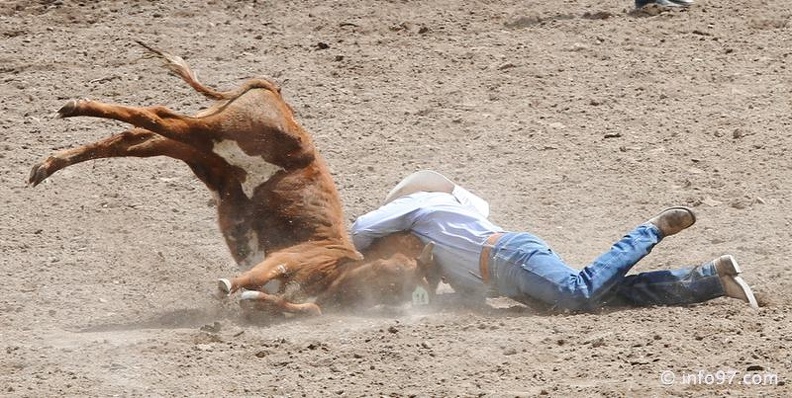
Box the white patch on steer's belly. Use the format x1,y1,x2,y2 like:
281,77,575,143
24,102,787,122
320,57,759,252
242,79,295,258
212,139,282,199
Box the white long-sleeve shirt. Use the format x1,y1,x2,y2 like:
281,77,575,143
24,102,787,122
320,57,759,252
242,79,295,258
350,187,505,294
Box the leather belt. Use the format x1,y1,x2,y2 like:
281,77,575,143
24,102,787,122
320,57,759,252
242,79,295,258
479,233,504,285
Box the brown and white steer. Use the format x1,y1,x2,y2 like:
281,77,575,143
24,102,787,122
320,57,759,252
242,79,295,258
240,233,438,315
28,42,435,315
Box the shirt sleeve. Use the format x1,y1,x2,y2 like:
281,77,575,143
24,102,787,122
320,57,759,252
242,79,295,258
350,198,419,250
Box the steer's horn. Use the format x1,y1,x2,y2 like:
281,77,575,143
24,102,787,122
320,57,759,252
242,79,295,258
418,241,435,265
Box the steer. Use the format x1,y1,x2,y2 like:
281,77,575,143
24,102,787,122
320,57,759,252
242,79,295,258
28,42,435,315
240,233,439,315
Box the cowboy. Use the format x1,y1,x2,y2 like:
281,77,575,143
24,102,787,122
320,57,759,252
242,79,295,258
351,170,758,311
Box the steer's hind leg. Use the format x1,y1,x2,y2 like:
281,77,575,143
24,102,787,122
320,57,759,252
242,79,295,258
58,99,212,146
28,128,185,186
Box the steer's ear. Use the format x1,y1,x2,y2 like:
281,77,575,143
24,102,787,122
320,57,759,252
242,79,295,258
417,241,440,297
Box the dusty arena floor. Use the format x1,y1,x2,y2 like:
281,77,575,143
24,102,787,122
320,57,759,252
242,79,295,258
2,0,791,396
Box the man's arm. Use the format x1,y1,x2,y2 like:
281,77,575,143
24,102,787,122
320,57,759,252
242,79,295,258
350,198,419,251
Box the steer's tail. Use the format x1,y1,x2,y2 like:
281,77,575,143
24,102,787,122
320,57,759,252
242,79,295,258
136,41,280,101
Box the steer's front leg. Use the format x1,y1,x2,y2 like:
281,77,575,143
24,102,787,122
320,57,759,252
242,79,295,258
217,250,300,295
239,290,323,316
217,242,354,295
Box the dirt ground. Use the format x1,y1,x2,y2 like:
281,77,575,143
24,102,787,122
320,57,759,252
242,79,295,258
2,0,791,396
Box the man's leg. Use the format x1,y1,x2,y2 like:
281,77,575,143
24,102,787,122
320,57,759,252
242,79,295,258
491,224,660,310
603,255,758,308
490,207,695,311
601,264,722,306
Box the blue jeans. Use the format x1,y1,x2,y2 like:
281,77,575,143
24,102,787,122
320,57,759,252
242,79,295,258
488,224,725,311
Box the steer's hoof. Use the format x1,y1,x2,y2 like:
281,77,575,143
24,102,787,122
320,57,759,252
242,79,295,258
58,99,85,118
299,303,322,317
217,278,232,295
28,163,49,187
239,290,262,301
